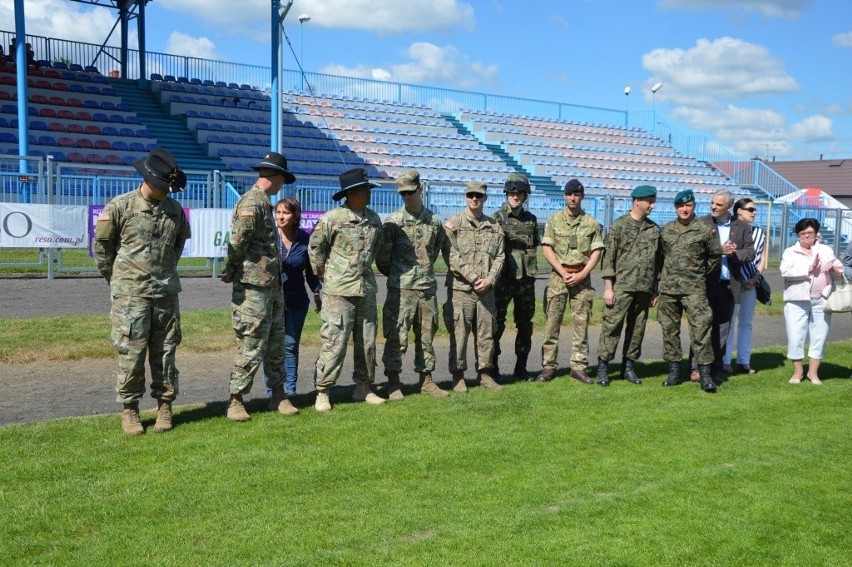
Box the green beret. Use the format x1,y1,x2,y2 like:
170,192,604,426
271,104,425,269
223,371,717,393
631,185,657,199
673,189,695,206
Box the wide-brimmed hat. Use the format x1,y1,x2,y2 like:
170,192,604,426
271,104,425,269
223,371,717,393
251,152,296,184
334,167,378,201
133,148,187,193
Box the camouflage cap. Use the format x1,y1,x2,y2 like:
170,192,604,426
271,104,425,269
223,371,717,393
465,180,487,195
396,170,421,192
504,173,530,193
674,189,695,205
631,184,657,199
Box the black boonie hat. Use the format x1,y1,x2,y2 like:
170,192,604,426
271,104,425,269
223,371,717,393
252,152,296,184
133,148,186,193
334,167,378,201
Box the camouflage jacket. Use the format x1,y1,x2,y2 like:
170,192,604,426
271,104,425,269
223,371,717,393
659,216,722,295
376,205,447,292
493,203,539,280
599,213,662,293
309,204,383,297
541,208,604,268
94,188,191,298
444,211,505,292
223,186,280,288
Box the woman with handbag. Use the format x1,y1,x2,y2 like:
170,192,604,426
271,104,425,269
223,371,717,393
724,198,767,374
780,218,844,385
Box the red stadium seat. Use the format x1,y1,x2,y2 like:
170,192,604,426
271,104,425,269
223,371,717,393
35,80,52,89
43,69,60,79
84,125,101,135
57,137,75,147
104,154,123,165
49,96,66,106
67,152,86,162
53,82,69,91
66,123,84,134
0,76,15,85
76,139,94,149
30,94,49,104
39,108,57,118
86,153,104,164
57,109,74,119
66,98,83,107
48,122,67,132
0,91,11,100
94,139,111,150
75,111,92,121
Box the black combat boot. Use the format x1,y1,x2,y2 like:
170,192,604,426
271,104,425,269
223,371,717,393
698,364,717,393
622,358,642,385
662,361,682,387
596,359,610,386
513,355,529,382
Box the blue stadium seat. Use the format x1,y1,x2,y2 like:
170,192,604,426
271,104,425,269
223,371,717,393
163,75,176,82
119,127,136,138
100,101,116,111
92,112,109,122
112,141,129,151
83,100,100,109
0,132,17,143
69,84,85,93
151,73,163,81
128,142,146,152
84,66,99,74
102,126,119,136
109,114,125,124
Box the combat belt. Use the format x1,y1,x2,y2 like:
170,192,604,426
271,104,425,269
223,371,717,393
562,263,584,274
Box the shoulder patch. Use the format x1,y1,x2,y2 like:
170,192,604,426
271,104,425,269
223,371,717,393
97,212,110,221
239,209,254,217
444,220,455,231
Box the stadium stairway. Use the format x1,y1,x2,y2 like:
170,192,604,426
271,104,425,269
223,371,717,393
109,78,226,171
443,113,560,194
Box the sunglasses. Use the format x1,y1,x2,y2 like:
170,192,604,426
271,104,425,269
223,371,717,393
466,192,484,200
399,189,417,197
742,207,757,213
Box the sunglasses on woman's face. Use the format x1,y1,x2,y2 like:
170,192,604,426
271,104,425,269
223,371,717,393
743,207,757,213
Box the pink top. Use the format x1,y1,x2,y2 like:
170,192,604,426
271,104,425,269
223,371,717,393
780,242,841,301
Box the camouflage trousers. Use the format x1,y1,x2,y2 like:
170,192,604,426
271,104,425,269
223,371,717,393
443,288,496,374
597,290,653,362
541,273,594,371
494,275,536,363
315,292,377,391
382,287,438,375
110,294,181,404
656,292,713,364
229,282,285,395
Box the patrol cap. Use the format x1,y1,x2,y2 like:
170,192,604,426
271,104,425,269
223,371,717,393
465,180,487,195
631,185,657,199
133,148,186,193
334,167,378,201
252,151,296,184
396,170,421,192
563,179,584,194
504,173,530,193
674,189,695,205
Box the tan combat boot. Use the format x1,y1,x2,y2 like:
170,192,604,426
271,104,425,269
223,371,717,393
315,390,332,412
386,373,405,402
353,382,386,405
451,371,468,393
269,385,299,416
226,394,251,421
478,372,504,391
419,373,449,397
152,399,173,433
121,403,144,436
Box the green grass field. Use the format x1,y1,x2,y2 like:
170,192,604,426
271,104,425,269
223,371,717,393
1,341,849,565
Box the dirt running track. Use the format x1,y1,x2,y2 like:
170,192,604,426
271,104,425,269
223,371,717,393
1,270,849,426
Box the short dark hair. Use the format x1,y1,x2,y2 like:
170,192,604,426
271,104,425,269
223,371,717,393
793,217,820,234
275,197,301,226
732,197,754,217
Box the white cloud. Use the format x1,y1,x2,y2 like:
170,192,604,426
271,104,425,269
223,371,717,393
831,31,852,48
788,115,834,142
158,0,475,33
642,37,798,106
658,0,810,19
165,32,219,60
320,42,498,90
0,0,132,48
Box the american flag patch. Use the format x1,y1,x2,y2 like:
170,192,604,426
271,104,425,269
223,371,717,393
97,212,110,221
240,209,254,217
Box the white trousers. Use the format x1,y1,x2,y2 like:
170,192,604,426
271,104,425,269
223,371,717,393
784,298,832,360
725,288,758,365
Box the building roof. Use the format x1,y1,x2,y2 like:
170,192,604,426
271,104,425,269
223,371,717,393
764,158,852,197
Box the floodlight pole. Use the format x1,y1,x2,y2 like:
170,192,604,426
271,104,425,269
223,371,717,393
272,0,293,153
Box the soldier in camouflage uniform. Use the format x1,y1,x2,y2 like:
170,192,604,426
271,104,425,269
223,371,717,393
492,173,540,381
95,148,191,435
376,171,450,400
596,185,662,386
537,179,604,384
657,189,722,393
220,152,297,421
443,181,506,392
309,168,386,412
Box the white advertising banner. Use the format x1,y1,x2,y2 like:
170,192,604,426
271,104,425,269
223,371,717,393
0,203,88,248
189,208,233,258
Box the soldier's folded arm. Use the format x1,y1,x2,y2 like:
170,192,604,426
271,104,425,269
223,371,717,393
93,204,118,283
173,209,191,262
308,217,331,280
485,232,506,285
375,222,395,276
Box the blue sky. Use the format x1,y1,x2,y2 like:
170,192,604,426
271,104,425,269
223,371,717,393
4,0,851,161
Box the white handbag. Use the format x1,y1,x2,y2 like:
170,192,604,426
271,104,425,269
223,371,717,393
824,275,852,313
